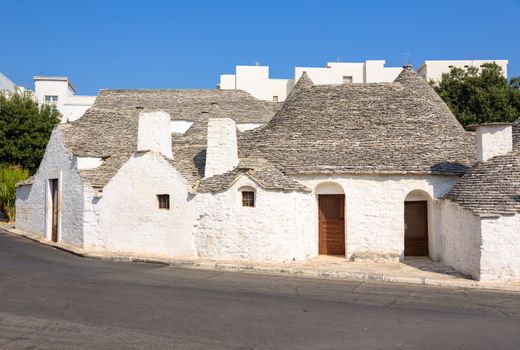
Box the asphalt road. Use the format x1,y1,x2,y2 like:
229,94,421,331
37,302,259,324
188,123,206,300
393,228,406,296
0,229,519,349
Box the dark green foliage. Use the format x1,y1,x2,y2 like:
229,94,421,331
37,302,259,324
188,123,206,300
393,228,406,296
0,89,61,174
432,63,520,128
0,164,29,221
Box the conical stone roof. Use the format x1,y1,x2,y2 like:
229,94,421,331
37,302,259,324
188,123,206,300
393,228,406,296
285,71,314,103
239,66,475,176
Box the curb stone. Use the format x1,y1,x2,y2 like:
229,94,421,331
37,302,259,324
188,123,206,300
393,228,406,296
2,224,520,293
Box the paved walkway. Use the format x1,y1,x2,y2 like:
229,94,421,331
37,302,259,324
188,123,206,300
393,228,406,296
2,223,519,292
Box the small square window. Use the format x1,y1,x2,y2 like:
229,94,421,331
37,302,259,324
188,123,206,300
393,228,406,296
242,191,255,207
45,95,58,102
273,96,278,102
157,194,170,210
342,76,353,84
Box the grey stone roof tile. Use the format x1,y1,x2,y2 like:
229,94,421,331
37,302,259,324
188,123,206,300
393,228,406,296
59,90,279,189
444,151,520,216
198,158,311,193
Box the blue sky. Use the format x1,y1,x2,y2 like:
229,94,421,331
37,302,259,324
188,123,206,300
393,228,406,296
3,0,519,95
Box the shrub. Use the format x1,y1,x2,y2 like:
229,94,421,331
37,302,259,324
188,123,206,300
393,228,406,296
0,164,29,222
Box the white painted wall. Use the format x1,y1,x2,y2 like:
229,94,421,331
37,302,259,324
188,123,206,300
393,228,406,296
236,123,262,132
76,157,103,170
171,120,194,134
204,118,238,177
416,60,509,81
296,175,458,261
61,95,97,122
220,60,402,102
33,76,96,122
219,74,236,89
194,175,314,261
440,200,482,279
295,63,365,85
476,124,513,162
268,79,290,101
15,128,86,247
84,151,196,258
480,214,520,281
235,65,270,101
137,111,173,159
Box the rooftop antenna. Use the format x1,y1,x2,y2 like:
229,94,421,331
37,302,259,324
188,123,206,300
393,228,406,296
469,51,476,66
402,52,411,65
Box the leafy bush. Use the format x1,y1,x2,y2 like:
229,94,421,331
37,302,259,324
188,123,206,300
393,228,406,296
431,63,520,128
0,89,61,174
0,164,29,222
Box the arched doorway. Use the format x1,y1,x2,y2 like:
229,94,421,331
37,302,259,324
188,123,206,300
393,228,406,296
316,182,345,256
404,190,430,256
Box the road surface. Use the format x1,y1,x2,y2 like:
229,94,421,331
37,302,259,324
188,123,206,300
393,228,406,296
0,228,519,349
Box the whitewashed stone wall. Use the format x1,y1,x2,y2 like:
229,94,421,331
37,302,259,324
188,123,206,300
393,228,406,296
15,128,85,247
204,118,238,177
476,124,513,162
480,214,520,281
84,151,196,258
194,175,314,261
440,201,482,279
137,111,172,159
296,175,458,260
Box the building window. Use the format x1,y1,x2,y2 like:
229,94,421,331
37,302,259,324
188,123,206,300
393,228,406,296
157,194,170,210
342,76,353,84
241,191,255,207
273,96,278,102
45,95,58,103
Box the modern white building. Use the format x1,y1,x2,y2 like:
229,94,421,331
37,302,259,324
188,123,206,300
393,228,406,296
33,76,96,122
15,66,520,282
416,60,509,81
220,59,510,102
219,60,402,102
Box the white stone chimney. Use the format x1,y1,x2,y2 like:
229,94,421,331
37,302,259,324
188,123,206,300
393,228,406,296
205,118,239,178
137,111,173,159
476,123,513,162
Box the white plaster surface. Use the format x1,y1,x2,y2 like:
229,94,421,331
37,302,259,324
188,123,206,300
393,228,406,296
416,60,508,81
440,200,482,279
171,120,193,134
220,60,402,102
76,157,103,170
476,124,513,162
137,111,172,159
194,175,314,262
296,175,458,261
85,151,196,257
15,128,85,247
480,214,520,281
236,123,262,132
204,118,238,177
33,77,96,122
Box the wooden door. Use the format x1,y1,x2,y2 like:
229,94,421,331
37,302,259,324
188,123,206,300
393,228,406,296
51,179,59,242
404,201,428,256
318,195,345,255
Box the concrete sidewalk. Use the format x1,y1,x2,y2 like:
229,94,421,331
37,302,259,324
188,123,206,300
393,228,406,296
3,223,520,293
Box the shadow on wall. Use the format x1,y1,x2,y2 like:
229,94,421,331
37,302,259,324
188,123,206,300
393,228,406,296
193,149,207,178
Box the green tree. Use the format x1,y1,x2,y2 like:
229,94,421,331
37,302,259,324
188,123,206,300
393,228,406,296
431,63,520,128
0,164,29,222
0,89,61,173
